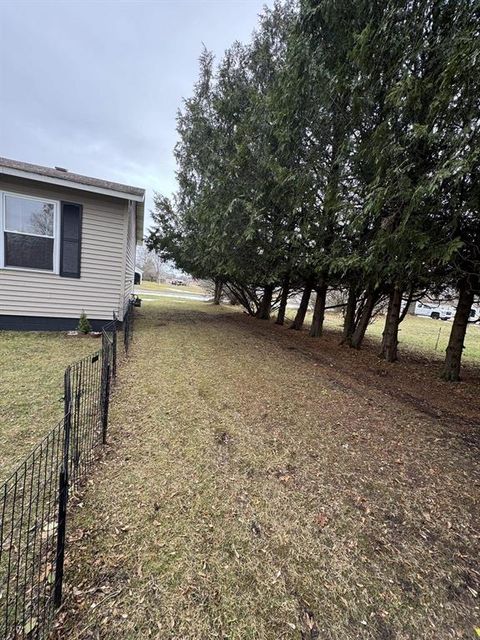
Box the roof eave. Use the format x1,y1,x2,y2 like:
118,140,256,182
0,166,145,203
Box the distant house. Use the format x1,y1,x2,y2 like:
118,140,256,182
0,157,145,330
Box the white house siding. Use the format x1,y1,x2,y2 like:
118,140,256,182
123,200,136,312
0,174,129,322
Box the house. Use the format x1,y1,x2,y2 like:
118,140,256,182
0,157,145,330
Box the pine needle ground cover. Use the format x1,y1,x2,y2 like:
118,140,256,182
0,331,98,482
56,300,479,639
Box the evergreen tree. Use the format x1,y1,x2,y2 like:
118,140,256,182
147,0,479,380
78,310,91,334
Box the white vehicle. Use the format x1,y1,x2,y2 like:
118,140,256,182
415,301,480,321
470,306,480,322
415,301,456,320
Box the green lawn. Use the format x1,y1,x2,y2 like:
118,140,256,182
0,331,100,482
287,310,480,364
367,313,480,362
57,299,478,639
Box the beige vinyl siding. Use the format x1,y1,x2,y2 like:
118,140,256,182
123,201,136,312
0,175,128,321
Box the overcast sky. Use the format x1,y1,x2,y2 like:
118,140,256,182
0,0,270,234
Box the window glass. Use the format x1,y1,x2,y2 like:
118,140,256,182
4,233,54,270
3,194,56,271
5,195,54,236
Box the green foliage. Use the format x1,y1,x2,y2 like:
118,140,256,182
147,0,479,369
78,310,92,334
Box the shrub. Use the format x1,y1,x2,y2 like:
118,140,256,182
78,310,92,334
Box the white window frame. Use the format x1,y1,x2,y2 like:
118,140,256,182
0,191,61,274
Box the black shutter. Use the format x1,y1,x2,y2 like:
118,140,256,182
60,202,82,278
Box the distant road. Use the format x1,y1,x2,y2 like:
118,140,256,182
135,287,303,307
135,288,211,302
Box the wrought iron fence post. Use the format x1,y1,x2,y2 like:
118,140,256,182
102,362,111,445
123,299,134,354
112,311,118,379
54,368,72,608
123,304,128,354
64,366,71,420
54,468,68,609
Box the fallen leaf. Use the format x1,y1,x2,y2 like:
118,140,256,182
315,513,329,528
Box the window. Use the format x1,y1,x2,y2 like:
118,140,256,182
1,193,59,272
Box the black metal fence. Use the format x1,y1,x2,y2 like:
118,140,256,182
123,299,135,354
0,302,134,639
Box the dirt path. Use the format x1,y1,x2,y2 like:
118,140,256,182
55,301,479,640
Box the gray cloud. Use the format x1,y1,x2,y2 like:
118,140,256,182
0,0,270,233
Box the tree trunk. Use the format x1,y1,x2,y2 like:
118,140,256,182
399,286,414,324
380,285,402,362
341,286,357,345
213,278,223,305
442,281,474,381
276,275,290,325
291,282,313,330
257,284,274,320
224,282,257,316
310,281,328,337
350,290,376,349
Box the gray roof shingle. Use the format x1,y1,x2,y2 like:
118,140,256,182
0,156,145,199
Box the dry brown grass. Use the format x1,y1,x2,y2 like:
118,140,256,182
0,331,99,482
56,300,479,640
